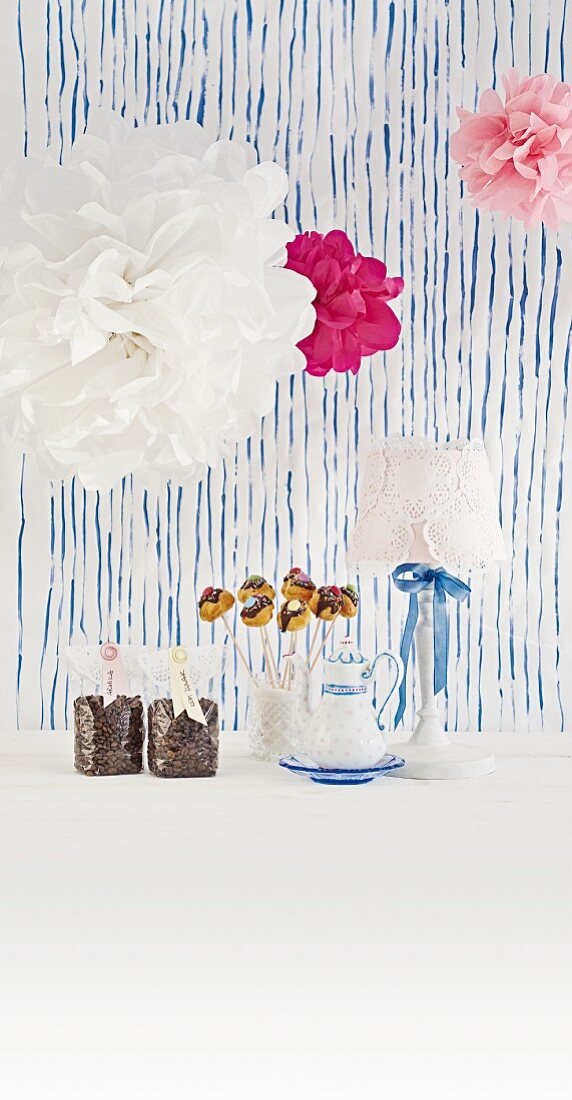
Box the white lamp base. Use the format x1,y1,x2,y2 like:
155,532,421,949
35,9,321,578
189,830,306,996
388,584,496,779
390,736,495,780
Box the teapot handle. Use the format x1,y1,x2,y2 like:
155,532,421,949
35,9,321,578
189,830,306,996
362,651,404,731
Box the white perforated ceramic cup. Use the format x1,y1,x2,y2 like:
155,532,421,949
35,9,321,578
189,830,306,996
247,679,304,763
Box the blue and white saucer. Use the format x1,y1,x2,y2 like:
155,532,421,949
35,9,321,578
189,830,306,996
278,753,406,786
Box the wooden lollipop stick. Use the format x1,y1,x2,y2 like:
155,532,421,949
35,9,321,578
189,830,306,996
263,631,279,687
307,621,322,668
309,618,337,673
222,614,257,686
286,633,298,690
280,633,295,691
280,654,293,690
262,626,279,686
279,645,289,690
260,632,272,685
279,629,298,689
257,628,272,685
270,634,280,684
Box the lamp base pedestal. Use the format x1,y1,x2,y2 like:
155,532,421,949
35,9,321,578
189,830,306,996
390,585,495,779
390,735,496,780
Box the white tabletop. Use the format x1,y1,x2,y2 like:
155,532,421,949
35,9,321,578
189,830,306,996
1,731,571,1099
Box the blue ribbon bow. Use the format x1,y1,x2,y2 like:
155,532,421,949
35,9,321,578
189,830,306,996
392,563,470,727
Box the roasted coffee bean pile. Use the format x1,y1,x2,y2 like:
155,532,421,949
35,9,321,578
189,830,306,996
74,695,144,776
147,698,219,778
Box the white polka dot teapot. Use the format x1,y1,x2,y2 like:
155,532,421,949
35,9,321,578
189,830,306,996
292,637,403,770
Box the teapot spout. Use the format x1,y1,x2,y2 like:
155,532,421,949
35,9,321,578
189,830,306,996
289,653,313,719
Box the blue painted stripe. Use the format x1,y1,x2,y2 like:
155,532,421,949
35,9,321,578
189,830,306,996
39,486,56,728
68,0,80,142
49,482,66,727
16,457,26,725
155,494,162,646
554,325,570,731
142,488,150,645
45,0,52,146
175,485,182,645
17,2,28,154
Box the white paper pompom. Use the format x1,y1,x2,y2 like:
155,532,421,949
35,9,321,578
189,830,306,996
0,112,316,489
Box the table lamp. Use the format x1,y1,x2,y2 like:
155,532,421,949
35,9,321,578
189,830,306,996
348,437,506,779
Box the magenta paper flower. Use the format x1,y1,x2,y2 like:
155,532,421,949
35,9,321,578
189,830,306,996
451,68,572,231
285,230,404,377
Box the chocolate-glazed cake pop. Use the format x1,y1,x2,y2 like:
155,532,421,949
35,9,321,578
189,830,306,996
240,594,275,627
277,598,312,632
237,575,276,603
198,587,235,622
281,567,301,597
340,584,359,619
281,567,316,602
309,585,343,621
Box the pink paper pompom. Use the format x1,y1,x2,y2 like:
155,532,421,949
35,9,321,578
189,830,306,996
285,230,404,377
451,68,572,231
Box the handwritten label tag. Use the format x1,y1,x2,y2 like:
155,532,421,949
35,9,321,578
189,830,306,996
101,643,129,706
168,647,207,725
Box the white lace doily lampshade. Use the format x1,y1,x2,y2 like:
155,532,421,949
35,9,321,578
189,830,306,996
348,437,505,780
348,437,506,576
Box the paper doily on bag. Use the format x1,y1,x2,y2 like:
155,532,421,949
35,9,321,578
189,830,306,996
66,644,224,696
66,645,146,689
138,645,224,695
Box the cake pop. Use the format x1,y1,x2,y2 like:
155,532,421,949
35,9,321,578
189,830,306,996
340,584,359,619
240,595,275,627
309,585,343,621
198,587,235,622
237,575,276,603
307,586,343,671
281,568,316,602
277,599,312,632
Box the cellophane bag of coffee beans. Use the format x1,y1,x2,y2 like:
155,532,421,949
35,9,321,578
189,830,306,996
74,694,144,776
67,645,145,776
139,645,223,779
147,697,219,778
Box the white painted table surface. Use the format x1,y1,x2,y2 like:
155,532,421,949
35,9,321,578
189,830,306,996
1,731,571,1100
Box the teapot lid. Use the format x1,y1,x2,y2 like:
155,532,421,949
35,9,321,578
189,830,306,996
324,637,369,687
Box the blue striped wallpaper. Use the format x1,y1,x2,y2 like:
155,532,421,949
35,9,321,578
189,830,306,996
5,0,571,732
